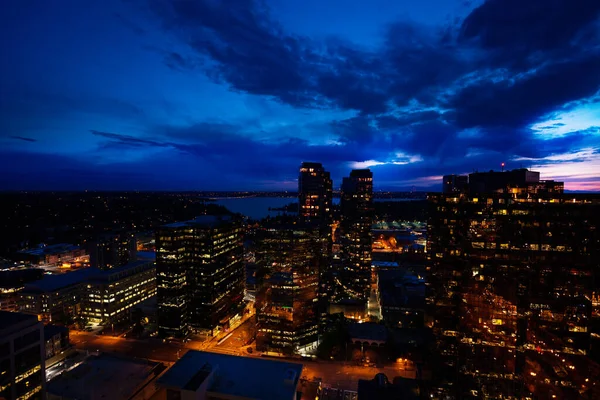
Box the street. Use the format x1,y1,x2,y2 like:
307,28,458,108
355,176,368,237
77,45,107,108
70,322,415,391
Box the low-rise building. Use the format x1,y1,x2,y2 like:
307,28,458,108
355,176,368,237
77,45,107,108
20,260,156,324
82,260,156,324
157,350,303,400
44,325,70,360
17,244,87,267
20,268,94,323
0,311,46,400
47,354,163,400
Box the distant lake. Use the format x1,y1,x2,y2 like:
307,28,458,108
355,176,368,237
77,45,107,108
214,197,298,220
214,197,421,220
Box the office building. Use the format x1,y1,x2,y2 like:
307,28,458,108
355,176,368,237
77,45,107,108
156,216,245,338
47,354,162,400
0,311,46,400
298,162,333,225
428,169,600,399
336,169,373,306
157,350,303,400
255,221,321,355
81,260,156,324
377,269,425,329
16,244,87,267
442,174,468,194
19,260,156,324
298,162,334,328
44,325,70,361
20,268,92,323
89,232,137,270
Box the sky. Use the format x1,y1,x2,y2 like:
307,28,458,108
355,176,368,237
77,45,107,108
1,0,599,191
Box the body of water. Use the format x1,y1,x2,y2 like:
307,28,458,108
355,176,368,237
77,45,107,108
214,197,297,220
214,197,422,220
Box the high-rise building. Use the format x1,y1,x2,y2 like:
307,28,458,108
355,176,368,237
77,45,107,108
156,216,245,338
298,162,334,326
298,162,333,225
428,170,600,399
335,169,373,307
442,174,468,194
0,311,46,400
89,232,137,270
255,220,321,355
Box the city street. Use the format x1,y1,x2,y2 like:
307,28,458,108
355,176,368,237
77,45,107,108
70,325,415,391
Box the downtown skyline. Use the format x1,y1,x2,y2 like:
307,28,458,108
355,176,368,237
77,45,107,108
1,0,599,191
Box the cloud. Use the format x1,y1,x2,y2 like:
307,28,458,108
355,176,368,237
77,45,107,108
9,136,37,142
3,0,600,190
90,130,172,148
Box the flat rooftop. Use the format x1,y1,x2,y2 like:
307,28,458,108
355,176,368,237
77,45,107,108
157,351,303,400
23,260,154,292
349,322,388,343
0,311,38,332
163,215,233,229
47,354,159,400
22,268,100,293
372,261,399,268
18,243,81,256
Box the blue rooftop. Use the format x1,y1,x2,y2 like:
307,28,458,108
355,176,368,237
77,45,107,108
157,351,302,400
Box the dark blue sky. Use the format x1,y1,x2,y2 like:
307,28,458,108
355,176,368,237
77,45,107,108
1,0,599,191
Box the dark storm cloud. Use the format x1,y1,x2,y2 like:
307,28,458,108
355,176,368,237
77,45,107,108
460,0,600,54
447,55,600,130
9,136,37,142
122,0,600,190
3,0,599,190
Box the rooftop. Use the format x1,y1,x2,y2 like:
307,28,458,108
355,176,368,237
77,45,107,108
0,311,38,332
18,243,81,256
23,268,100,293
163,215,234,229
371,261,399,268
157,350,303,400
23,260,155,292
349,322,388,343
47,354,159,400
44,324,69,338
136,251,156,261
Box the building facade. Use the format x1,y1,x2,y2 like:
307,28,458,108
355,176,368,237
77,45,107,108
427,170,600,399
0,312,46,400
336,169,373,306
89,232,137,270
298,162,333,225
81,260,156,324
17,244,87,267
255,222,321,355
44,325,70,361
156,216,245,338
20,261,156,325
442,174,468,194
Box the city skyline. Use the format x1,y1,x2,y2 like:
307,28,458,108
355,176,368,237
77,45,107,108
1,0,600,191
